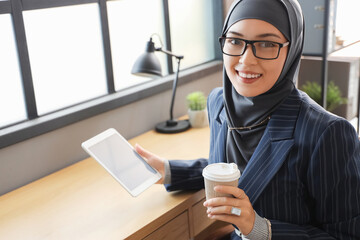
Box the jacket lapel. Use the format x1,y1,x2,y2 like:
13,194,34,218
238,89,302,203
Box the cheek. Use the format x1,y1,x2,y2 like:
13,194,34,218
266,54,287,84
223,56,238,77
267,65,282,82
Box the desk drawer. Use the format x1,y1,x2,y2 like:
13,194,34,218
143,211,189,240
192,198,215,236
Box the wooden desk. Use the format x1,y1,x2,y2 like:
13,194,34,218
0,126,217,239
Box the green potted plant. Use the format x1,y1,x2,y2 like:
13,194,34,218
300,81,347,112
186,91,208,128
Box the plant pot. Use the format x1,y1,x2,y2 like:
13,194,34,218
188,109,208,128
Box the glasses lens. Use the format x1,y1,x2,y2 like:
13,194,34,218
221,38,246,56
253,42,280,59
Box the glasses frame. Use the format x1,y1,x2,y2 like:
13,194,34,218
219,36,290,60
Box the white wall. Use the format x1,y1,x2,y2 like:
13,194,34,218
0,70,222,195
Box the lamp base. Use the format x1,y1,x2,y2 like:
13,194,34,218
155,119,190,133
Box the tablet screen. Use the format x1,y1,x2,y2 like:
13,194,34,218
82,129,161,196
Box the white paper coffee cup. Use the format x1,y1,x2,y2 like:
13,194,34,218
202,163,240,200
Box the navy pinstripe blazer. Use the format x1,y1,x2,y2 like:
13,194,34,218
166,87,360,239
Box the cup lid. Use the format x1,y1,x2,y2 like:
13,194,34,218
202,163,240,182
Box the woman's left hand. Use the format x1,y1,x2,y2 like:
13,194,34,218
203,185,255,235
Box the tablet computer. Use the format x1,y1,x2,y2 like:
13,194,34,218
81,128,161,197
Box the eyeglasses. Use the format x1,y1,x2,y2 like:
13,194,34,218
219,37,290,60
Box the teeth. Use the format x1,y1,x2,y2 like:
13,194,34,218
239,72,261,79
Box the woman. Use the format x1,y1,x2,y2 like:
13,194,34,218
136,0,360,239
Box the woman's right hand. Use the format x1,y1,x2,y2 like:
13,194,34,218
134,144,165,184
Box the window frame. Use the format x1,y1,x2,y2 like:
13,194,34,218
0,0,223,149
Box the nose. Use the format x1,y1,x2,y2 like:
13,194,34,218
239,44,258,65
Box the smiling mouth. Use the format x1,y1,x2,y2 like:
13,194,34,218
238,72,262,79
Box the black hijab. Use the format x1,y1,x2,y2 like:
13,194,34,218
223,0,304,172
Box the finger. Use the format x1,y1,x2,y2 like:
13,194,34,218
214,185,247,199
207,212,240,225
207,205,234,216
208,206,242,219
134,144,153,160
204,196,241,208
135,144,165,184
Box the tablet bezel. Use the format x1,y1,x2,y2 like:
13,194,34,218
81,128,161,197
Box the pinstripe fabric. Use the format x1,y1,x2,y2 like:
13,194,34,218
166,87,360,239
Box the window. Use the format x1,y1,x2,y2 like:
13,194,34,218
107,0,166,91
169,0,215,71
0,14,26,127
23,4,107,115
0,0,220,148
335,0,360,46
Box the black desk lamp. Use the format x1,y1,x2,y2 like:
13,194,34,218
131,36,190,133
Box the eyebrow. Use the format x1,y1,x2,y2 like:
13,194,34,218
227,31,282,39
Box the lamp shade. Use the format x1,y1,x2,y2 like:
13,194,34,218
131,39,162,77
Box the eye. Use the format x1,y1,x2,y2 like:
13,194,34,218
227,38,244,46
258,41,277,48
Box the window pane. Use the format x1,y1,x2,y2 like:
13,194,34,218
0,14,26,127
335,0,360,46
107,0,166,91
169,0,215,71
23,4,107,115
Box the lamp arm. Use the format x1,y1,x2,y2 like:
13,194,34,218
169,57,181,121
155,47,183,123
155,48,184,60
